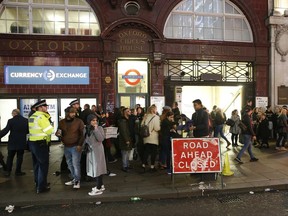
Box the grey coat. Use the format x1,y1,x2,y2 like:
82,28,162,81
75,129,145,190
229,114,241,134
85,126,107,178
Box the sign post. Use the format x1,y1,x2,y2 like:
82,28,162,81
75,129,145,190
171,138,223,188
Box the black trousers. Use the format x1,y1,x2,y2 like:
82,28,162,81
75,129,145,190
142,143,158,166
6,149,24,173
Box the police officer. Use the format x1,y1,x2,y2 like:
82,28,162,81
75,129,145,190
28,100,54,194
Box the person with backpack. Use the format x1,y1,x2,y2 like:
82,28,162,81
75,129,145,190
275,107,288,151
141,105,160,172
214,108,231,148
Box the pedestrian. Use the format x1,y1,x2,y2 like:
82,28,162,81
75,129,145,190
118,108,134,172
229,109,241,147
190,99,209,138
28,100,54,194
257,112,270,148
80,104,94,125
85,114,107,196
172,102,181,125
0,109,29,177
275,107,288,151
159,111,174,172
214,108,231,148
234,106,258,164
141,105,161,172
56,106,84,189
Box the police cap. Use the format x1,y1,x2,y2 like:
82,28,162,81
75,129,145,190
33,100,48,109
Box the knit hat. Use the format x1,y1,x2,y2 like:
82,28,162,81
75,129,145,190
87,114,97,125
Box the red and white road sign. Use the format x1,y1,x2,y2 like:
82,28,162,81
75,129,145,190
172,138,221,174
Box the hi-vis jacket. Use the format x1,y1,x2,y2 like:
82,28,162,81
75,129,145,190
29,111,54,141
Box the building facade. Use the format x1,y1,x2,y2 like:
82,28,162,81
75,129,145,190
0,0,269,136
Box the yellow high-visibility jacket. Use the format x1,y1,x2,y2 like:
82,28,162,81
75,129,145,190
29,111,54,141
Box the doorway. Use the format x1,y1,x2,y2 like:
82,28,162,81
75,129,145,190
119,94,146,108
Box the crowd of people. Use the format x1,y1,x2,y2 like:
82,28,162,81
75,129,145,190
0,98,287,195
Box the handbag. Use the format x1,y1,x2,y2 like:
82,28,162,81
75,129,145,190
225,118,235,127
140,116,156,138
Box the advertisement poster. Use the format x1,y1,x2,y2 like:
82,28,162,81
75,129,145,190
172,138,221,174
150,96,165,112
255,97,268,109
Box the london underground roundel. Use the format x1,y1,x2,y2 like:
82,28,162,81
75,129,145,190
122,69,143,86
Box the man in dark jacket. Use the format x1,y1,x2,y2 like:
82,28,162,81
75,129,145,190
80,104,94,125
118,108,134,172
190,99,209,138
0,109,29,177
235,107,258,164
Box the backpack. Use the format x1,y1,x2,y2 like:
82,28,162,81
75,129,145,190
140,116,155,138
226,118,235,127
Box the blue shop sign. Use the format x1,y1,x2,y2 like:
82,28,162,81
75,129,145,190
4,66,89,85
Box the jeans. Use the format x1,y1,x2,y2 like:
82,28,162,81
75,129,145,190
96,175,103,189
6,149,24,173
121,150,131,168
64,146,81,182
276,132,287,147
29,141,49,191
159,136,170,167
214,124,230,144
237,134,255,159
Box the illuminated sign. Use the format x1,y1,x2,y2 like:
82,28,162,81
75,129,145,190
4,66,89,85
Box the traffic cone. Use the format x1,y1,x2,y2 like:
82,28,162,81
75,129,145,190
222,153,234,176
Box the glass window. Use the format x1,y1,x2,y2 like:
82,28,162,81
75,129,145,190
117,60,148,94
0,0,100,36
164,0,253,42
0,99,18,142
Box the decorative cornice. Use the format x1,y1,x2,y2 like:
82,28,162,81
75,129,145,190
275,25,288,62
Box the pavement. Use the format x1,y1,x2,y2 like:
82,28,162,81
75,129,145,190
1,139,288,207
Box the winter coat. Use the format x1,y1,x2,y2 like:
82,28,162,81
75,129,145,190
142,114,161,145
277,114,288,134
0,115,29,150
241,113,256,136
118,117,134,150
191,109,209,138
58,118,84,147
229,114,241,134
257,118,270,139
85,126,107,178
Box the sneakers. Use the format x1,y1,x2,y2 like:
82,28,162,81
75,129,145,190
280,147,287,151
88,186,104,196
250,157,259,162
65,179,75,186
88,189,103,196
108,172,117,177
65,179,80,189
275,147,281,150
73,181,80,189
92,185,105,192
234,157,243,164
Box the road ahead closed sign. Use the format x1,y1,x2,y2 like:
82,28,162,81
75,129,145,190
172,138,221,174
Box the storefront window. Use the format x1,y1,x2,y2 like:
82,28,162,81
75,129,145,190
164,0,253,42
0,0,100,35
117,60,148,94
0,99,17,142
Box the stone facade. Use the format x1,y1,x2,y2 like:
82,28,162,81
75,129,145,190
0,0,269,109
